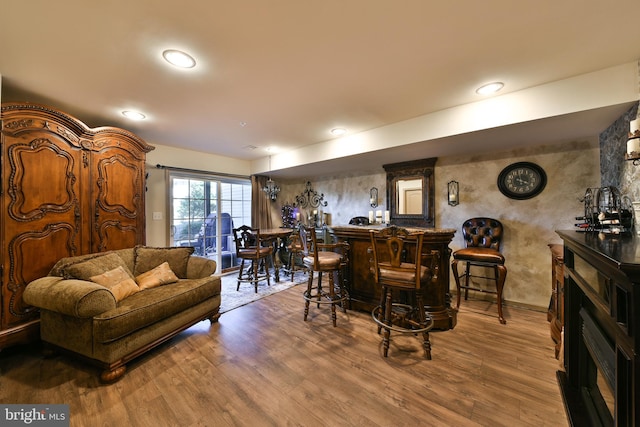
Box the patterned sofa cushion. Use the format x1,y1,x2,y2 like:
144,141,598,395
62,252,135,281
93,276,219,343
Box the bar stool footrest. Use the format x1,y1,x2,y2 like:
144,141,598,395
371,303,434,334
303,289,349,305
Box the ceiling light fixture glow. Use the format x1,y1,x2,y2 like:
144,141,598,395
330,128,347,136
162,49,196,68
122,110,146,120
476,82,504,95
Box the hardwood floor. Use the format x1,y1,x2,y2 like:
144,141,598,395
0,284,567,426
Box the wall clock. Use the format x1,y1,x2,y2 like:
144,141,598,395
497,161,547,200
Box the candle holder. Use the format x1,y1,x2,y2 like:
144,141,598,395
626,118,640,165
448,181,459,206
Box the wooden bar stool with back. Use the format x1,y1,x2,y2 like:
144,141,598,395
299,225,349,327
369,226,440,359
286,225,308,281
232,225,275,293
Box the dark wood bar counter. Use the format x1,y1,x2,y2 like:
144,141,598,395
331,225,457,330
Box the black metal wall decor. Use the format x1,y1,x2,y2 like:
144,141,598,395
293,181,328,209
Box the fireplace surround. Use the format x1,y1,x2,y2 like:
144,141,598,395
557,230,638,426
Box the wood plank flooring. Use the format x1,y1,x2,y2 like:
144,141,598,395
0,284,567,426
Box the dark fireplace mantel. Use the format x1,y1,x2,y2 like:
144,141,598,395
556,230,640,427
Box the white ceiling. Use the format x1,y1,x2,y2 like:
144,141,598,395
1,1,640,178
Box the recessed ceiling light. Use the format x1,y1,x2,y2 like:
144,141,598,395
162,49,196,68
122,110,146,120
330,128,347,136
476,82,504,95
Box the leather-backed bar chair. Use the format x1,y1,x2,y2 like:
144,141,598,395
369,226,440,359
299,225,349,327
233,225,275,293
451,217,507,324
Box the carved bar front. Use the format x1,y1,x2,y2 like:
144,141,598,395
332,225,457,330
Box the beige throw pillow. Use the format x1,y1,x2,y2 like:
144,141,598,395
90,266,140,302
135,262,179,290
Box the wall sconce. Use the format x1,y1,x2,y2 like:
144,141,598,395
448,181,459,206
370,187,378,208
626,118,640,165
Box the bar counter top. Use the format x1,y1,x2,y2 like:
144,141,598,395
330,224,456,235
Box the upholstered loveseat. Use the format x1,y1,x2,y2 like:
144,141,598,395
23,246,221,383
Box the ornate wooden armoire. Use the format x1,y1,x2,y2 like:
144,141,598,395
0,103,154,350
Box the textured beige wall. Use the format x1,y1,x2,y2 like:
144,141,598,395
437,141,599,309
274,172,389,227
145,138,599,310
271,139,600,310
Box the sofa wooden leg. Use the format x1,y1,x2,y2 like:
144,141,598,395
101,366,126,383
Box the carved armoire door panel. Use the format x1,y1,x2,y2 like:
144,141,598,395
90,136,148,252
1,129,84,329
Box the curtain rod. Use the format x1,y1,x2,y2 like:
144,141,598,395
153,163,249,180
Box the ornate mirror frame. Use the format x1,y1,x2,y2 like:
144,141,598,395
383,157,436,228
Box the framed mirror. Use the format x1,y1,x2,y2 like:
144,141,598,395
384,158,436,227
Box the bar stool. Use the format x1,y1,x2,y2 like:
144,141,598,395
232,225,275,293
299,225,349,327
451,217,507,324
369,226,440,359
286,227,308,281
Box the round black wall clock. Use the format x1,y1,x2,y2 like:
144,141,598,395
497,161,547,200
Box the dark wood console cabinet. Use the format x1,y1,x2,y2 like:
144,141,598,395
0,103,154,350
548,243,564,359
332,225,457,330
556,230,639,426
